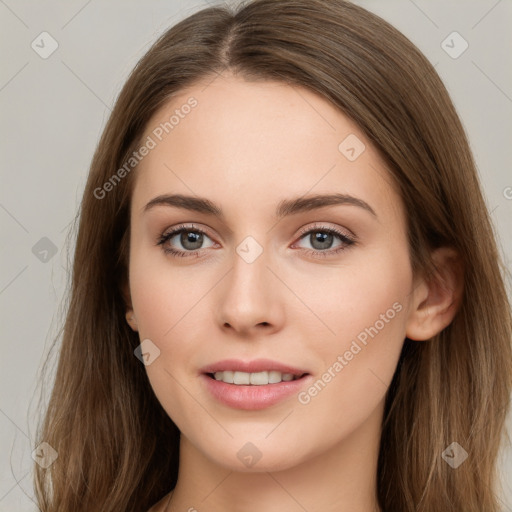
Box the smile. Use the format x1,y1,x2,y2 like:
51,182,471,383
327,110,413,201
209,370,303,385
200,359,312,410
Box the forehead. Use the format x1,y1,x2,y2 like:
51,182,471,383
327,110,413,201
131,74,402,224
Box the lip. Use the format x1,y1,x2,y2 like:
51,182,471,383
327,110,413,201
200,358,308,376
200,359,312,410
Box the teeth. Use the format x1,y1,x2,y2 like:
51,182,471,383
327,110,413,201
233,371,250,385
250,371,268,385
212,370,299,385
222,370,234,383
268,370,282,383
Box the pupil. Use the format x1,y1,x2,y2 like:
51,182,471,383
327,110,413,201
311,231,333,250
178,231,335,251
181,231,203,250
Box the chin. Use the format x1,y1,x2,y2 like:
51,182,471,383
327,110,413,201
198,436,310,473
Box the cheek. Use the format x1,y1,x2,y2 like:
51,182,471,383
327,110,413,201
289,247,411,410
129,257,211,433
129,242,210,339
288,245,410,348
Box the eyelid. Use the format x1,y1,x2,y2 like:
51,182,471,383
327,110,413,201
160,223,217,241
159,222,354,241
294,222,356,242
156,223,219,256
157,222,356,258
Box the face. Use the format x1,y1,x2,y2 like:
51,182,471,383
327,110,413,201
126,74,417,472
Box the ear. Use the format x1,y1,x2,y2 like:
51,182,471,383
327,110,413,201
121,280,139,332
406,247,464,341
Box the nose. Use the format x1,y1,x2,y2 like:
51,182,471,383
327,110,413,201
215,246,285,337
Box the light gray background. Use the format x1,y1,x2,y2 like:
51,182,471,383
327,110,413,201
1,0,511,510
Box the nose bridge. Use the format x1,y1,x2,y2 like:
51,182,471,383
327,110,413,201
216,237,283,333
226,242,270,311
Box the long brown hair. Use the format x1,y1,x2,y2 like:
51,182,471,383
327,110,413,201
33,1,512,510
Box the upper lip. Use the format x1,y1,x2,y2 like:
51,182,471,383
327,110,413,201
200,358,309,376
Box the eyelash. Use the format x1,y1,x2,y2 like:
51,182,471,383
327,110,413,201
156,223,356,259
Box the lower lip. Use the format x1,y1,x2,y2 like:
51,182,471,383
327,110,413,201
201,373,311,410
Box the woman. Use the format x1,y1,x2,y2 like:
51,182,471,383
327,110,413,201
34,1,512,511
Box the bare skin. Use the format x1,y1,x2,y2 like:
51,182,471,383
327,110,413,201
124,73,462,512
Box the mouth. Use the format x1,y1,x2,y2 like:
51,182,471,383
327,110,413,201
205,370,307,385
199,359,312,410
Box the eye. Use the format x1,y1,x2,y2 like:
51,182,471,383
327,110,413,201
156,223,356,259
293,224,356,256
156,224,215,257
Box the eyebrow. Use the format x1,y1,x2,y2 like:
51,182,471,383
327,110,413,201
142,193,377,218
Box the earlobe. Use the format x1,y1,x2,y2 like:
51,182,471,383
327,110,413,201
405,247,464,341
121,280,138,332
125,310,139,331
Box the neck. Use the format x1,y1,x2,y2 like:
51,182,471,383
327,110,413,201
167,402,383,512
